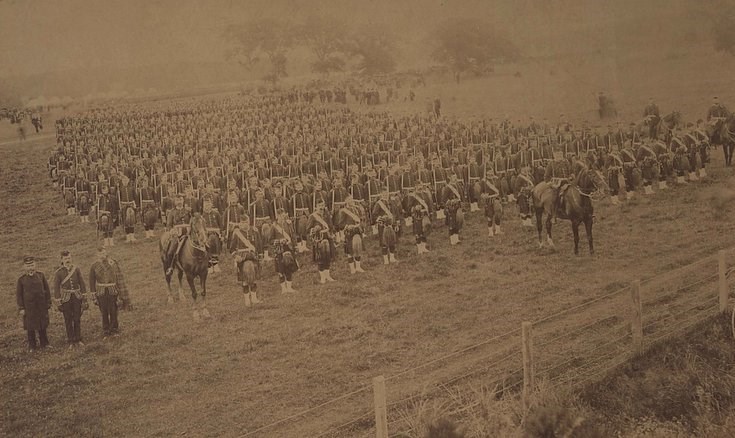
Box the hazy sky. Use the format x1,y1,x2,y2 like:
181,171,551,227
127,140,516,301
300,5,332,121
0,0,701,78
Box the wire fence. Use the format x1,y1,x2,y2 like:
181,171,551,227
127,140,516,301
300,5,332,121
236,247,734,438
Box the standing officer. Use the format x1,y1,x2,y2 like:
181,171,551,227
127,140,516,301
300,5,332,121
16,256,52,351
53,250,88,347
89,247,132,337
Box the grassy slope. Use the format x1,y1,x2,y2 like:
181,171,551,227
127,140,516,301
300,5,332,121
2,53,735,437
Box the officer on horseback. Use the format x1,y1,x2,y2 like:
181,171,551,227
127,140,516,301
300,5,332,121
545,151,572,214
707,96,730,122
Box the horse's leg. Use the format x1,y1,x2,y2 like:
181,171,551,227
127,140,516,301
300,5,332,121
162,258,175,304
535,207,543,248
585,216,594,255
572,219,580,256
199,273,210,319
722,144,729,167
545,211,555,249
177,269,186,302
186,273,200,321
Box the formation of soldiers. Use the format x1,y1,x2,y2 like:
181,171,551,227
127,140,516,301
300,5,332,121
46,91,728,293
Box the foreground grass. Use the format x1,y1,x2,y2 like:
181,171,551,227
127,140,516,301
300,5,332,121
401,313,735,438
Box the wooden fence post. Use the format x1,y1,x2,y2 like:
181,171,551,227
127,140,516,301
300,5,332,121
630,280,643,356
522,321,534,411
373,376,388,438
719,250,728,313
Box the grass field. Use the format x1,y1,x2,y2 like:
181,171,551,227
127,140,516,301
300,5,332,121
3,52,735,437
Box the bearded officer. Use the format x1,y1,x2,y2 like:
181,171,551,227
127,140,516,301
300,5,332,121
164,194,191,276
16,256,52,351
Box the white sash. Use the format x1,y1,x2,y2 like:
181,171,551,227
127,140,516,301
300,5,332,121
410,193,429,212
232,228,256,253
312,212,330,230
519,175,535,187
341,207,362,224
446,183,461,200
376,200,394,218
273,223,292,243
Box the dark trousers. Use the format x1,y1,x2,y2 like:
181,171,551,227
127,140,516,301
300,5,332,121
27,329,49,349
98,293,119,335
61,296,83,343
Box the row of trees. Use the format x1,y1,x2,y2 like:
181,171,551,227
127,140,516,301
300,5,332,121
224,17,521,85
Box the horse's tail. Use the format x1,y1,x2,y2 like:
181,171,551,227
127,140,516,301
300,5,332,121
352,233,363,259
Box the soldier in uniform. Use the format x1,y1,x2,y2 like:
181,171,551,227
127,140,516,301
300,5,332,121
341,195,367,274
272,208,299,293
643,98,661,140
138,175,158,239
466,154,484,211
290,179,312,253
53,250,88,347
442,173,465,245
329,176,349,244
75,168,92,223
409,186,431,254
16,256,52,351
164,195,192,275
97,182,118,248
250,188,274,260
89,247,131,337
372,191,400,264
118,174,138,242
307,201,337,284
229,214,262,306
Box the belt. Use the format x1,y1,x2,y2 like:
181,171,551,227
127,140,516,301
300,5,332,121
255,216,269,220
97,282,116,287
62,288,81,293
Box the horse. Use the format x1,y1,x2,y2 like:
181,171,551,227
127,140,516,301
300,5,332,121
641,111,681,142
531,166,608,255
706,114,735,166
159,215,217,320
481,193,504,237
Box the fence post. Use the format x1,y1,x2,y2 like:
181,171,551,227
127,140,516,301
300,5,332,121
373,376,388,438
522,321,534,411
719,250,728,313
630,280,643,356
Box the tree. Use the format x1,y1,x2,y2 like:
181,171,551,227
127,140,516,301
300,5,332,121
301,15,350,76
224,19,296,86
430,18,520,84
347,26,397,76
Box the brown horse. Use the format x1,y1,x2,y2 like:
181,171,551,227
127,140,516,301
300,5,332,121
532,167,608,255
159,215,217,321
